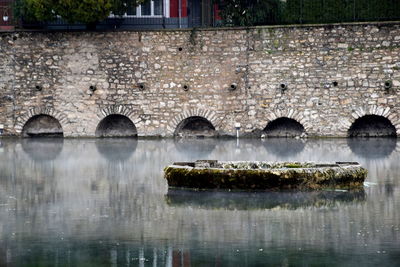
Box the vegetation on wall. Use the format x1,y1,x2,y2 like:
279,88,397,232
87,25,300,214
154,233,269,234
12,0,400,28
13,0,146,27
216,0,283,26
218,0,400,26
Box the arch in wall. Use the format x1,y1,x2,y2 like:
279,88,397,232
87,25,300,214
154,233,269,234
95,114,138,137
16,107,68,136
167,108,222,137
348,115,397,137
263,117,305,137
22,114,63,137
338,105,400,136
174,116,217,138
256,108,311,137
96,105,142,137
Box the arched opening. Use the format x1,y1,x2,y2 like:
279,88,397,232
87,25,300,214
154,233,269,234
22,115,63,137
263,117,305,137
174,116,216,138
95,114,137,138
348,115,396,137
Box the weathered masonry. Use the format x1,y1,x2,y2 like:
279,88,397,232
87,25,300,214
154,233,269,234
0,22,400,138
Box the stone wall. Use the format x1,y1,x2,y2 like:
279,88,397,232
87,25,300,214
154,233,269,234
0,22,400,137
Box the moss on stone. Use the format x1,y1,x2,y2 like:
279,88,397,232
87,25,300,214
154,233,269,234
164,161,367,190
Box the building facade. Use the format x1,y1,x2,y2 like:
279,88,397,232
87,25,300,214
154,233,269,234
2,0,220,30
0,0,13,30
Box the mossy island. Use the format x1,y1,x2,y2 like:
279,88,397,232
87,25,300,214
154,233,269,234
164,160,368,190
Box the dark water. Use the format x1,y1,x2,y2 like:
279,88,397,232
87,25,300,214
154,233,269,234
0,138,399,266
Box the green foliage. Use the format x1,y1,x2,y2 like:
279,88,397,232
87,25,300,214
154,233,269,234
217,0,400,26
217,0,284,26
14,0,146,25
284,0,400,24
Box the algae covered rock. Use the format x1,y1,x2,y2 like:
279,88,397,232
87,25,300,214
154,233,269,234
163,160,368,190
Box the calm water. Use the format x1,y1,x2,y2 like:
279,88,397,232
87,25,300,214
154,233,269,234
0,138,399,266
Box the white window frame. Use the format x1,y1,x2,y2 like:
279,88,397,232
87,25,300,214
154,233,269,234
122,0,170,18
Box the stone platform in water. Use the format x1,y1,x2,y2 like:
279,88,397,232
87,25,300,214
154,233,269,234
164,160,368,190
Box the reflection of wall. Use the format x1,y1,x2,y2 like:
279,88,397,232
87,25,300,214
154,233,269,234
165,189,366,210
0,139,399,265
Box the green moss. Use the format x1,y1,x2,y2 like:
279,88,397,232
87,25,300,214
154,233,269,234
164,163,367,191
347,46,354,52
189,28,197,46
283,163,302,168
273,39,280,48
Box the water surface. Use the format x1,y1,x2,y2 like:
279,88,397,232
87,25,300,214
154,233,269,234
0,138,399,266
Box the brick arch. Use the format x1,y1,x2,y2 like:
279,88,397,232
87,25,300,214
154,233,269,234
96,105,142,134
166,108,222,135
257,108,311,133
339,105,400,135
15,107,68,134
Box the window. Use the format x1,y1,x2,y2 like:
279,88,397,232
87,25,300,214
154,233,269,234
125,0,165,17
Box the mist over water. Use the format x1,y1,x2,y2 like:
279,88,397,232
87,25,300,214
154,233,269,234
0,138,399,266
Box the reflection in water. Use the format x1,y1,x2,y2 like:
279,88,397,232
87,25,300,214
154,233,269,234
347,137,397,159
174,138,216,159
0,138,399,266
95,138,137,161
262,138,306,157
21,138,64,161
166,189,366,210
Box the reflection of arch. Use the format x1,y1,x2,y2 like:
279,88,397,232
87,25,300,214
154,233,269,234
263,117,305,137
347,138,396,159
22,115,63,137
96,114,137,137
22,138,64,161
95,139,138,161
174,138,217,158
167,108,222,136
174,116,216,137
263,138,305,157
348,115,396,137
